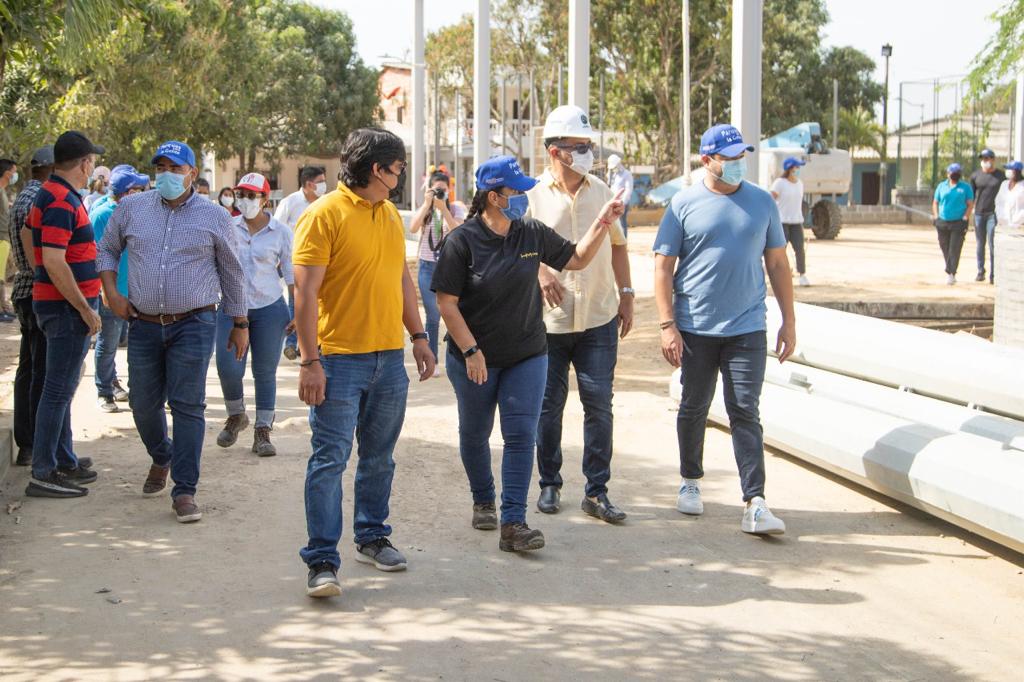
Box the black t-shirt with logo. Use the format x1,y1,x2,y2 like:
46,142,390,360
970,169,1006,215
431,216,576,368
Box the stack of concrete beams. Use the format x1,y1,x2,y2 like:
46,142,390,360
669,301,1024,554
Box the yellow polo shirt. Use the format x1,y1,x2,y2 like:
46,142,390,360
525,169,627,334
293,182,405,355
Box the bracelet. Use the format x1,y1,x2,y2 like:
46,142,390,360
462,345,480,358
299,358,321,367
410,332,429,343
659,320,676,330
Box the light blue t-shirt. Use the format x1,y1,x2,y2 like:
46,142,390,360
654,180,786,336
89,196,129,297
933,180,974,221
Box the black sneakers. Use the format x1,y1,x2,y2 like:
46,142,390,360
26,470,88,498
57,464,99,485
306,561,342,598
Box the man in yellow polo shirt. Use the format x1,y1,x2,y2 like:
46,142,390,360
293,128,435,598
527,105,634,524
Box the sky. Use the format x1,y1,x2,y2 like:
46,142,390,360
317,0,1010,121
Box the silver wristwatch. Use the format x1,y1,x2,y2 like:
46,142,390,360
620,287,636,297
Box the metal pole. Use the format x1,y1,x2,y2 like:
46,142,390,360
880,51,890,205
708,83,713,128
679,73,685,176
412,0,425,209
896,82,903,189
557,67,563,107
434,73,441,169
528,69,536,176
454,90,461,202
599,70,605,164
682,0,692,183
473,0,490,172
832,78,839,149
1014,73,1024,161
568,0,591,111
932,78,939,188
517,72,523,157
730,0,763,184
917,104,924,190
500,76,507,154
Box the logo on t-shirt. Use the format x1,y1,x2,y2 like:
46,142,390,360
520,251,539,259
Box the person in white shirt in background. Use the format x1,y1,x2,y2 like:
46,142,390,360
273,165,326,360
410,170,465,377
770,156,810,287
606,154,634,237
995,160,1024,232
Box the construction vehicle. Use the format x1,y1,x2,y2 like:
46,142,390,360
760,122,852,240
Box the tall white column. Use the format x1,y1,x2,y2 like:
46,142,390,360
568,0,590,112
730,0,762,184
1014,73,1024,162
682,0,692,183
411,0,425,209
474,0,491,172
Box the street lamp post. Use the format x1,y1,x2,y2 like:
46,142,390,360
880,43,892,205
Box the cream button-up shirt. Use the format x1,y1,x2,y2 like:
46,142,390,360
525,169,627,334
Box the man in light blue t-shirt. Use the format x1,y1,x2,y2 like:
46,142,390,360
931,162,974,285
653,123,796,536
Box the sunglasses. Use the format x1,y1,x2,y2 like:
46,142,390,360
554,142,593,155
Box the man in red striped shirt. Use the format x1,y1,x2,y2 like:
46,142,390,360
25,131,105,499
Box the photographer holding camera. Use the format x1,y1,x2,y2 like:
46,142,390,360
411,171,465,373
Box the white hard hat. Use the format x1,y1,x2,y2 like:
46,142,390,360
542,105,596,140
607,154,622,169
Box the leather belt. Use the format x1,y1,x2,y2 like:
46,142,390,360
135,304,217,326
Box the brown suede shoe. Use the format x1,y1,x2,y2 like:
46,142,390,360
172,495,202,523
498,522,545,552
143,464,169,497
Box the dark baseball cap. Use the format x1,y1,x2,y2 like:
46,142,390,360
30,145,55,167
53,130,105,164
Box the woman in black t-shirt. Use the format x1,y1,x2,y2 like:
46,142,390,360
431,155,624,553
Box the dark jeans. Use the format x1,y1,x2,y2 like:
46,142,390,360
13,296,46,451
783,223,806,274
127,310,217,499
447,346,547,525
536,317,618,497
94,302,126,398
417,259,440,360
676,330,767,502
31,300,95,478
935,219,968,275
974,212,996,279
300,350,409,569
216,297,290,428
285,289,297,352
621,205,630,238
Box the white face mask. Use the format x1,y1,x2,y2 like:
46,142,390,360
237,198,262,220
314,181,327,197
982,160,994,171
568,149,594,175
10,172,18,184
220,195,234,208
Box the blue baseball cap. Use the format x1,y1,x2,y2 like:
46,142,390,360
947,163,962,174
979,148,996,158
151,140,196,167
699,124,755,157
474,155,537,192
783,156,806,171
1005,160,1023,172
110,164,150,196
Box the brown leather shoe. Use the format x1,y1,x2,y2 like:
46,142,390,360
143,464,169,497
172,495,202,523
499,522,545,552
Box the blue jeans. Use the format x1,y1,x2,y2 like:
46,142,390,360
128,310,217,499
974,212,996,279
676,330,767,501
31,300,95,478
216,297,289,427
300,350,409,569
285,289,297,352
94,302,125,398
621,205,629,238
417,259,440,359
447,347,548,525
537,317,618,497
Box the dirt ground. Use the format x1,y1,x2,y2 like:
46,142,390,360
1,231,1022,681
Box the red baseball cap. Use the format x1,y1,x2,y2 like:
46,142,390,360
235,172,270,194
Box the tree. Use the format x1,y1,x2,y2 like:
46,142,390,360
838,107,883,157
967,0,1024,96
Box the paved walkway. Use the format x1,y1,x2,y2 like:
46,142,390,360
0,243,1021,681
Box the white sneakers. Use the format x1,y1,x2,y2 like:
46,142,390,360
677,481,786,535
797,274,811,287
946,274,956,285
676,479,704,515
742,496,786,535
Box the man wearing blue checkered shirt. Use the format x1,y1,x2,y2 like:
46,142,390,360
97,140,247,524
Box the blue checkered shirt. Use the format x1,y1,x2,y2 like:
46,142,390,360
97,188,246,317
8,180,42,302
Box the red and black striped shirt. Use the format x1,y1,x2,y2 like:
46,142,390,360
27,175,101,301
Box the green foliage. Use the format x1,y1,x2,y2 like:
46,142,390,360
968,0,1024,96
837,107,883,157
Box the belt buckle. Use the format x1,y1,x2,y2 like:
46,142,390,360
158,313,172,326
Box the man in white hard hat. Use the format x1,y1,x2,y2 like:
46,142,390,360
606,154,634,237
526,104,633,524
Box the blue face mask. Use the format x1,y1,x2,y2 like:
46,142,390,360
155,171,187,200
713,158,747,185
500,193,529,221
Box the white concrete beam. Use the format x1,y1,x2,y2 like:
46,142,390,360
568,0,590,112
730,0,762,184
474,0,491,171
411,0,425,209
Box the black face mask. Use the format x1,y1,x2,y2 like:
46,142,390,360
950,173,962,183
388,167,406,200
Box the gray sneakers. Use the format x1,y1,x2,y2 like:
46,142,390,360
307,562,342,598
355,537,407,572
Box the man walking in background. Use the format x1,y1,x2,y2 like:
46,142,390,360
932,163,974,286
0,157,20,321
606,154,634,237
969,149,1004,284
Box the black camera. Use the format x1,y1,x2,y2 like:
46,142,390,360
433,188,447,200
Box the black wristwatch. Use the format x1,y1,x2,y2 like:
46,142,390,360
410,332,429,343
462,345,480,358
233,320,250,329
